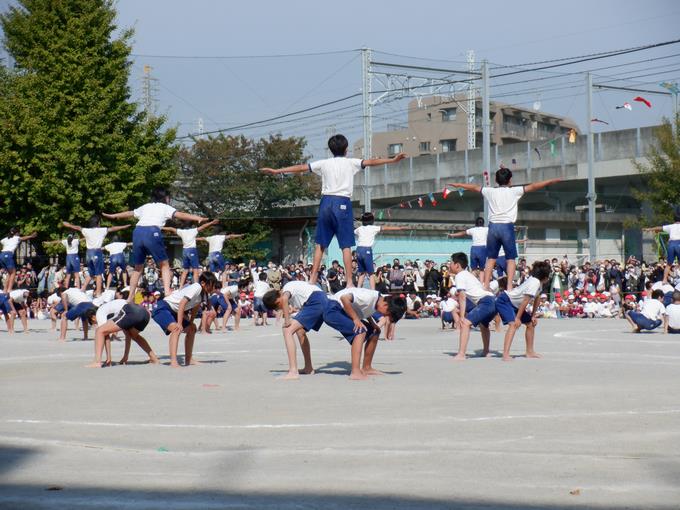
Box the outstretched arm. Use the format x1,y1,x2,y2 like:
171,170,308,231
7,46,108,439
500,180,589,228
447,231,469,238
380,226,408,232
448,182,482,193
161,227,178,235
197,219,219,232
174,211,208,224
363,153,407,167
19,232,38,241
62,221,82,232
106,225,131,234
261,163,310,176
42,240,63,247
524,178,562,193
102,211,134,220
227,233,244,239
642,226,663,233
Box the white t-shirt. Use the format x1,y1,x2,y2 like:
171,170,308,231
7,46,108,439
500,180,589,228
665,303,680,329
440,297,458,312
504,276,542,308
454,270,493,305
662,223,680,241
9,289,28,304
331,288,379,320
466,226,489,246
1,235,20,253
282,281,321,309
164,282,203,312
309,157,364,198
47,293,61,306
354,225,381,247
62,238,80,255
222,285,239,299
206,235,226,253
63,288,91,306
253,280,270,298
82,227,108,249
95,299,127,325
651,281,674,294
641,299,665,321
133,202,177,227
104,242,127,255
481,186,525,223
92,289,116,307
177,228,198,249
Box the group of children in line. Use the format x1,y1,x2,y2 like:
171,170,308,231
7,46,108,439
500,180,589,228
2,132,679,378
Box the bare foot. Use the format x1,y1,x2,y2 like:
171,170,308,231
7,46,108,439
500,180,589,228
349,371,368,380
188,359,202,366
452,354,466,361
149,356,161,365
363,368,384,376
84,361,102,368
103,360,112,367
526,352,542,359
632,327,641,333
278,371,300,380
299,367,315,375
502,355,513,362
482,350,491,357
170,361,182,368
119,358,128,365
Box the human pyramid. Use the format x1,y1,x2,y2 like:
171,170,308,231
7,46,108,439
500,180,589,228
2,133,677,378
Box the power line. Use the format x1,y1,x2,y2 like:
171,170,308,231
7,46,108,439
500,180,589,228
131,49,359,60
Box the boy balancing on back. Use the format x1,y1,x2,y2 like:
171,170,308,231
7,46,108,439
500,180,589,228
261,134,406,287
449,167,560,290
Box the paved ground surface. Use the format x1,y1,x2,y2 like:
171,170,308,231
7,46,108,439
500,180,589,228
0,316,679,509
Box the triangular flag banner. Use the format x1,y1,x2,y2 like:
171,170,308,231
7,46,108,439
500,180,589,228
376,210,384,220
457,188,464,197
399,203,405,208
428,193,437,206
633,96,651,108
568,129,577,144
442,188,451,199
549,140,556,156
417,197,424,208
407,202,412,209
483,170,490,186
387,209,391,219
615,102,632,111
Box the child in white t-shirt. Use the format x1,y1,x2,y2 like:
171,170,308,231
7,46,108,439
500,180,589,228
664,291,680,333
0,227,37,293
644,206,680,285
626,289,665,333
261,134,406,288
448,217,489,274
163,219,218,288
354,212,406,289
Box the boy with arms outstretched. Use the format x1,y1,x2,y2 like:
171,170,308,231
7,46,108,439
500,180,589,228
0,228,37,293
643,206,680,284
449,167,560,290
163,219,218,288
448,217,488,274
354,212,406,289
262,281,327,380
324,287,406,380
448,252,497,360
495,260,551,361
261,134,406,287
103,187,208,300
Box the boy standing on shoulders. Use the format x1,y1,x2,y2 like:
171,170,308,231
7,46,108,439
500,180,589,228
448,252,496,360
495,260,551,361
261,134,406,287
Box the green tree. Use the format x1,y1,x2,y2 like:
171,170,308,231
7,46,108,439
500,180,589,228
0,0,178,239
633,114,680,226
174,134,319,260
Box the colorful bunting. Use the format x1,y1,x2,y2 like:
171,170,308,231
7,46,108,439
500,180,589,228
615,102,632,111
457,188,464,197
568,129,577,144
376,210,384,220
417,197,424,208
549,140,556,156
407,201,412,208
387,209,391,219
483,170,490,186
428,192,437,206
442,187,451,199
633,96,651,108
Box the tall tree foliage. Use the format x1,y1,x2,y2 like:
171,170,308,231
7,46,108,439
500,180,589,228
633,114,680,225
175,134,320,260
0,0,178,238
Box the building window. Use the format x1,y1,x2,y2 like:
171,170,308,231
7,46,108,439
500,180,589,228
388,143,403,156
440,139,456,152
440,107,457,122
419,141,431,153
527,227,546,240
560,228,578,241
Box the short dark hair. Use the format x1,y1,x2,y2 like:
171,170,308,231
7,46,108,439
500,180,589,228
652,289,664,300
119,289,130,300
475,217,485,227
150,187,169,203
386,295,407,323
328,134,349,157
450,252,468,269
199,272,218,287
9,226,19,236
87,214,101,228
84,307,97,324
495,167,513,186
531,260,552,281
673,291,680,302
258,272,267,281
361,212,374,225
262,289,280,310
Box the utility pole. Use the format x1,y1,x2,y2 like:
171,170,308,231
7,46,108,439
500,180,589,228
586,72,597,261
467,50,476,150
481,60,490,221
361,47,372,212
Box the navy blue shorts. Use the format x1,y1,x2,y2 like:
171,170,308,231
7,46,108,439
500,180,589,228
182,247,200,269
495,292,532,325
110,303,150,332
356,246,374,274
65,254,81,274
209,294,229,317
323,301,377,343
667,240,680,263
0,251,16,271
253,297,268,314
132,226,168,266
152,300,191,335
496,257,507,277
292,291,327,332
66,302,95,321
486,223,517,260
315,195,355,249
86,249,105,276
54,302,65,314
109,253,127,274
627,311,662,331
664,291,673,307
465,295,496,328
442,311,454,323
208,251,226,272
470,245,487,271
0,295,12,314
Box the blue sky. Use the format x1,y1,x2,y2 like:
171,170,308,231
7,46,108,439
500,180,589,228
2,0,679,158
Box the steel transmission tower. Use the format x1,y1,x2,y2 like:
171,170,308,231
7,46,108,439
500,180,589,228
142,64,158,118
467,50,476,150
